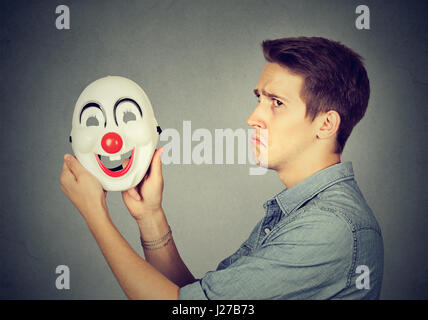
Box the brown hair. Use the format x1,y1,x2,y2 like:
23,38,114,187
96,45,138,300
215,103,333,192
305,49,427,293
262,37,370,154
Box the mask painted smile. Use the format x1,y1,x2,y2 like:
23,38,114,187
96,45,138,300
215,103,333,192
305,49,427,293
95,148,135,177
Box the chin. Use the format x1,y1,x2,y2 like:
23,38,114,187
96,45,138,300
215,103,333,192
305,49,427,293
253,153,270,169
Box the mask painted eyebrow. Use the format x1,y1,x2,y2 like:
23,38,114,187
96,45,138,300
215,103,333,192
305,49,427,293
113,98,142,126
79,102,106,127
253,89,289,102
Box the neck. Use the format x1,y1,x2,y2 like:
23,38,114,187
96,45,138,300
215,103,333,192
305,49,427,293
276,152,341,189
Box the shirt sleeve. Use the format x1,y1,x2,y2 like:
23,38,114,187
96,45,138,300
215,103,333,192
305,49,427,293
179,211,354,300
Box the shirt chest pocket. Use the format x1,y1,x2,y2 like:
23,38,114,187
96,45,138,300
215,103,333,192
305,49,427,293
216,243,252,271
215,221,261,271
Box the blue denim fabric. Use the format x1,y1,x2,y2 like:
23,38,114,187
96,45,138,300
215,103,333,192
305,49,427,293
179,161,384,299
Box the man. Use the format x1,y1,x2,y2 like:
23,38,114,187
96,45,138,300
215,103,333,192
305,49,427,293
60,37,384,299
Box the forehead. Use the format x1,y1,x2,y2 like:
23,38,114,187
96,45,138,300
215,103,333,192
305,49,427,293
76,77,147,110
257,62,305,100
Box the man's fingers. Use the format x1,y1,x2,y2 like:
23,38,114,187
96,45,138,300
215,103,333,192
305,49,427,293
149,147,164,179
60,161,76,184
125,187,141,201
64,154,86,179
122,158,129,168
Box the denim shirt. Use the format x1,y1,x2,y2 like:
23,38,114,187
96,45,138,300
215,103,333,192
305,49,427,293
179,161,384,300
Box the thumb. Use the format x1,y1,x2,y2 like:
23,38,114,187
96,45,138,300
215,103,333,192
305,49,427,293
151,147,164,178
64,154,86,179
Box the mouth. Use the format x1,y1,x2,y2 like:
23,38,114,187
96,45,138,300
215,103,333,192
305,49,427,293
95,148,135,177
250,134,265,147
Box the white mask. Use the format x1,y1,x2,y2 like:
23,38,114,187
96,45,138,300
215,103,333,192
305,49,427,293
70,76,161,191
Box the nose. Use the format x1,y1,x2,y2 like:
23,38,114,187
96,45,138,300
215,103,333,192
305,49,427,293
247,104,266,129
101,132,123,154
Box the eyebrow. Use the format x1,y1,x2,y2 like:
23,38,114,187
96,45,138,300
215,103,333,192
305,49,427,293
113,98,142,126
80,102,106,127
253,89,289,102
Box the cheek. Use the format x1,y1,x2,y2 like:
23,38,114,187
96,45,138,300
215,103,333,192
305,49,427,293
71,127,102,153
269,118,310,154
122,119,153,146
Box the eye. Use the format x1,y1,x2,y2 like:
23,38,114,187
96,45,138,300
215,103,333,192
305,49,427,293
272,99,284,107
115,99,142,126
80,104,105,127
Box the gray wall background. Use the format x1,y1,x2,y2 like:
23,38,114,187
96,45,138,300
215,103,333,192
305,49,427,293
0,0,427,299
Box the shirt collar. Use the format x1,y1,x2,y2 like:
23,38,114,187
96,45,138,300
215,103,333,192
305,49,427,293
268,161,355,216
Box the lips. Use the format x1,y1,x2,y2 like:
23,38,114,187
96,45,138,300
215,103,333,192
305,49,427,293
250,134,266,147
95,148,135,177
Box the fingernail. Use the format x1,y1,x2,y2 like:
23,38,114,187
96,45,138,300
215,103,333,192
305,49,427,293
64,154,71,161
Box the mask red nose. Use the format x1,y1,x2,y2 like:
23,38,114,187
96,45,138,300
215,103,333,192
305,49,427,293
101,132,123,154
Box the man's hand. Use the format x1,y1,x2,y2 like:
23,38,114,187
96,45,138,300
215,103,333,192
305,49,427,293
122,147,164,220
60,154,108,221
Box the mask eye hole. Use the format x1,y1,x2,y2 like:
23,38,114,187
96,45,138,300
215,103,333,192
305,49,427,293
86,116,99,126
80,103,105,127
114,98,142,126
123,111,137,123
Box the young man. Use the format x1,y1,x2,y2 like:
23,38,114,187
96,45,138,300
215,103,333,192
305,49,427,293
60,37,383,299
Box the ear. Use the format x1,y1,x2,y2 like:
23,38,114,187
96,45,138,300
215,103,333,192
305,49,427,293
317,110,341,139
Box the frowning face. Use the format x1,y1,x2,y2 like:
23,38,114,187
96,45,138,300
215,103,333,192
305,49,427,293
247,63,318,171
70,76,160,191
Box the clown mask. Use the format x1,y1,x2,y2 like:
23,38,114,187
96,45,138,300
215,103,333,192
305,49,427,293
70,76,161,191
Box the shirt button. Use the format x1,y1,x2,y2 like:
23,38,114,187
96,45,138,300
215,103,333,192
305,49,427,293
264,227,271,234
